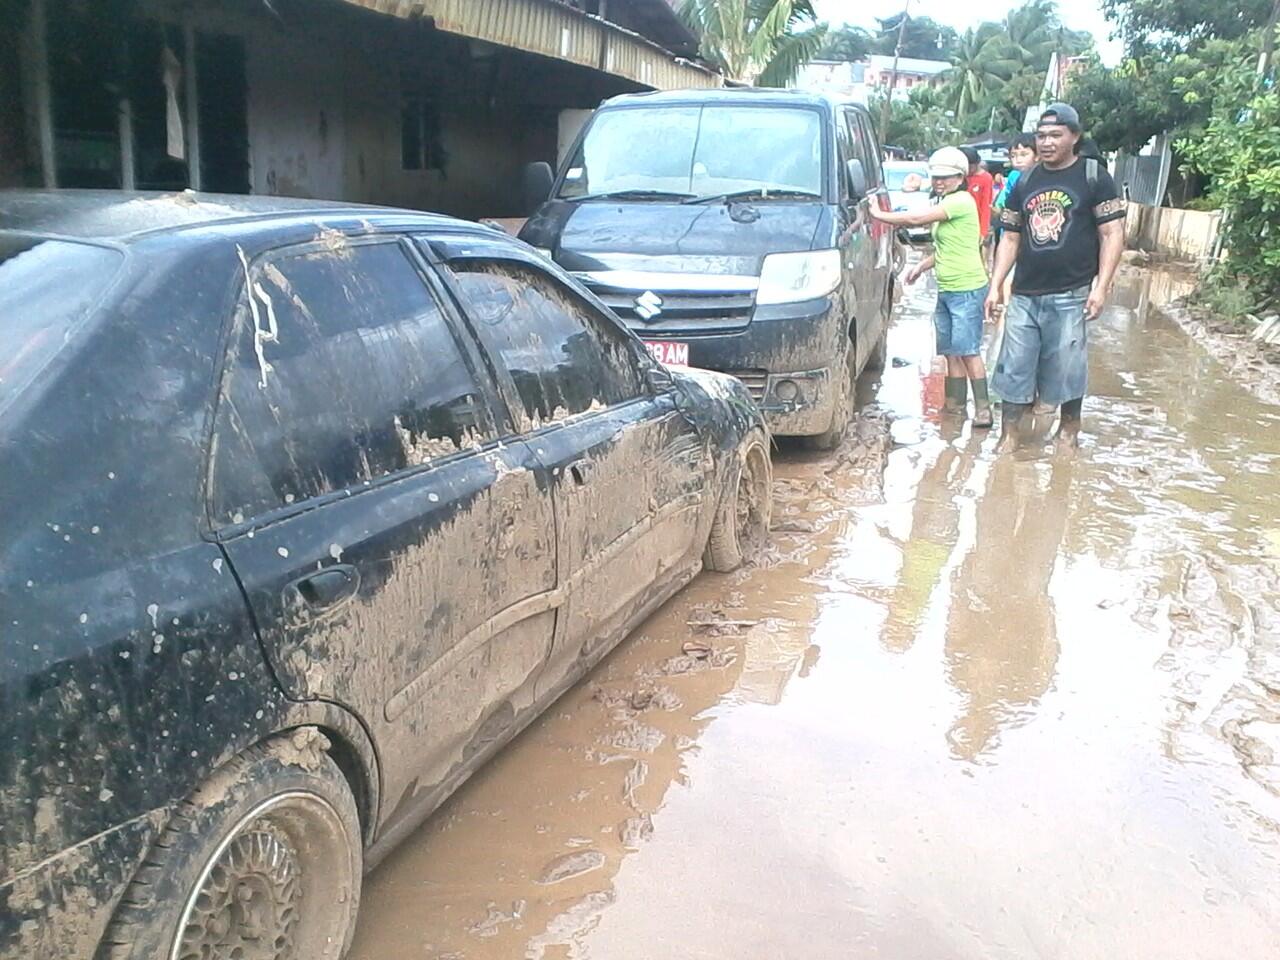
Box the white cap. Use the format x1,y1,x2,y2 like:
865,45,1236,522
927,147,969,179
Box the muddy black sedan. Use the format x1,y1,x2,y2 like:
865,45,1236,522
0,191,771,960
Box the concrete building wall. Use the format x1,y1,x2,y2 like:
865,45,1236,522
244,24,346,200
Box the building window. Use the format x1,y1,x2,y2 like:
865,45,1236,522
401,83,445,172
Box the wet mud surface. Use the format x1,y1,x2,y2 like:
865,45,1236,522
349,260,1280,960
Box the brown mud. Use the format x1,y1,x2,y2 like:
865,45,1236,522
348,258,1280,960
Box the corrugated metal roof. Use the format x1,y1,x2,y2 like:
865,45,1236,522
343,0,720,90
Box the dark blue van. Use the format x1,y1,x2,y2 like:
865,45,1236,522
520,88,897,449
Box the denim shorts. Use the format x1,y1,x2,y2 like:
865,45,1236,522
992,285,1090,406
934,285,988,357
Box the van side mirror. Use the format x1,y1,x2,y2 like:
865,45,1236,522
521,162,555,215
846,158,869,199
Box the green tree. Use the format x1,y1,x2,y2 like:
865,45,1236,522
871,87,957,155
680,0,828,86
816,25,872,62
1068,38,1258,152
1181,75,1280,306
1100,0,1272,53
873,13,959,60
942,24,1016,118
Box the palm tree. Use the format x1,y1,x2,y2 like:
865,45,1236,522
680,0,829,87
943,24,1015,119
1001,0,1057,70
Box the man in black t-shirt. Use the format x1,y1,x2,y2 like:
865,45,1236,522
984,103,1127,453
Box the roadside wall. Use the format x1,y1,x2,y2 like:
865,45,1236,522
1125,202,1223,262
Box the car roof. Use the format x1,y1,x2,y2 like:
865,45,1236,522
883,160,928,168
599,87,859,113
0,190,474,243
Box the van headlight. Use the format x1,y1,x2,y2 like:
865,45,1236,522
756,249,842,305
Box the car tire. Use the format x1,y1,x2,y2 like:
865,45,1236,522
100,729,362,960
803,341,854,452
704,429,772,573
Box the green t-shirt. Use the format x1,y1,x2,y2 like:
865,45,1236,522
931,190,989,293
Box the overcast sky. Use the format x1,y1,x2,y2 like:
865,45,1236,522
811,0,1124,66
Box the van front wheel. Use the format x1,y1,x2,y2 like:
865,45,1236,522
803,343,854,452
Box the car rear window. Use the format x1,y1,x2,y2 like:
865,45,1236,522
0,236,123,413
885,167,929,192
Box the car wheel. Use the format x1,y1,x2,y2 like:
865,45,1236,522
866,323,889,372
101,729,362,960
704,429,772,573
803,342,854,452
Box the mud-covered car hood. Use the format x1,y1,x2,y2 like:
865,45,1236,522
521,200,828,276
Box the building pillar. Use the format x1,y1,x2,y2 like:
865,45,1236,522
28,0,56,187
118,98,135,190
184,22,202,190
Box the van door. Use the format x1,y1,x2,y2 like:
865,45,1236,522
849,108,893,363
437,255,708,699
833,107,865,374
208,237,558,832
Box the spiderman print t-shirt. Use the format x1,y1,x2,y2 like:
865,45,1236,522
998,158,1126,296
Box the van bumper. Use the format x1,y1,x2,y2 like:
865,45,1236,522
632,295,845,438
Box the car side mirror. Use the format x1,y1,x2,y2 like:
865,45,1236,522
521,161,554,215
644,358,675,394
846,158,869,200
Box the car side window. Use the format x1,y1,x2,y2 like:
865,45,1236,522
850,110,883,190
445,260,645,430
210,239,495,526
835,108,856,200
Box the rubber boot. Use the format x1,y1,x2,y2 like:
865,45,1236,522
944,377,968,414
971,378,993,428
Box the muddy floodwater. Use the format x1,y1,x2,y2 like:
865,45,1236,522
349,262,1280,960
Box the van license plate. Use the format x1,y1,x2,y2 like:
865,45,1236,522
644,341,689,366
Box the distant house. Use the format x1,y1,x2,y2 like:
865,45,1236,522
864,54,950,101
791,59,870,103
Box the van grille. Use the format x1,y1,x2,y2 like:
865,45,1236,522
730,370,769,402
585,286,755,332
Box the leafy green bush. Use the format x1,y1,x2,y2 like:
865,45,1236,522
1180,77,1280,310
1191,278,1258,325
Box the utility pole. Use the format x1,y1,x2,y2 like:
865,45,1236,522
1260,0,1280,78
879,1,912,145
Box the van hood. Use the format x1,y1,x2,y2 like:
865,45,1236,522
521,200,829,276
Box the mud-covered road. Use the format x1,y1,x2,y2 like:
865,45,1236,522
349,262,1280,960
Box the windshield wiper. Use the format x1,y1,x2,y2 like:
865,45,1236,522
570,189,696,202
687,188,822,205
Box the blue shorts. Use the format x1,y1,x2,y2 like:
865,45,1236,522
992,285,1090,406
934,286,988,357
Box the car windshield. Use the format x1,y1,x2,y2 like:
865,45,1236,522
0,236,123,414
885,166,929,192
558,105,826,202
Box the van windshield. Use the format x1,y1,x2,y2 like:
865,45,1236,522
558,105,826,202
0,236,122,414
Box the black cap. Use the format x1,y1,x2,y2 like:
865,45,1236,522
960,146,981,165
1039,102,1082,132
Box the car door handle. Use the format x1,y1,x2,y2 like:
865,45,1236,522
290,565,360,611
568,459,593,485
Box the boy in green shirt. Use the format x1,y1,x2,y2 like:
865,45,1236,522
870,146,993,427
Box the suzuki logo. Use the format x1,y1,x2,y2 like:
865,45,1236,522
634,290,664,321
